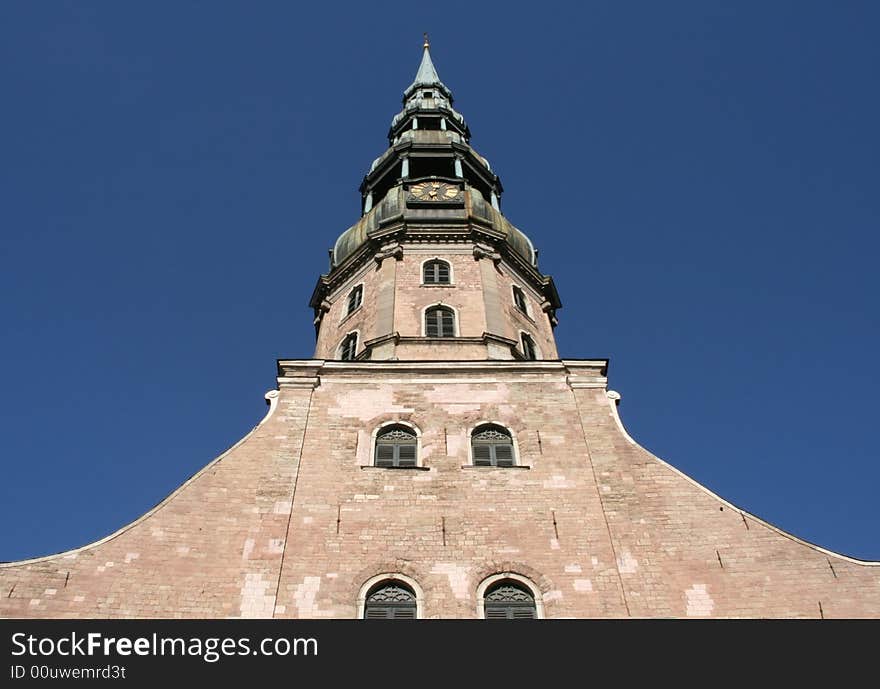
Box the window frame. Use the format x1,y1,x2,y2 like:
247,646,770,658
470,423,517,467
358,574,424,619
421,258,453,286
476,573,544,619
424,304,457,338
338,332,359,361
512,285,529,315
372,421,421,468
345,284,364,316
483,581,539,620
520,332,538,360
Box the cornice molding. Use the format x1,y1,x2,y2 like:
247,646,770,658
276,358,608,387
362,332,401,349
276,359,323,389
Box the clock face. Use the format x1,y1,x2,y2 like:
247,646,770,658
410,181,460,202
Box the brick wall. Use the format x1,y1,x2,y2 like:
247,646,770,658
313,243,557,361
2,361,877,618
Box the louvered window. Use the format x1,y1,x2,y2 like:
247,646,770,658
423,260,451,284
484,582,537,620
513,286,528,313
521,333,537,360
340,333,358,361
471,425,515,467
425,306,455,337
375,426,418,467
364,582,417,619
346,285,363,315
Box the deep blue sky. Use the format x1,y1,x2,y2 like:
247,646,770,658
1,3,878,562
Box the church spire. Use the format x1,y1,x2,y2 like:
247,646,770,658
403,34,452,102
314,40,559,364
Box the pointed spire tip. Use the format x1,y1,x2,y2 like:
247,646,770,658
423,32,430,50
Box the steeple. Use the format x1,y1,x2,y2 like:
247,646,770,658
390,37,467,145
310,39,561,364
403,34,452,102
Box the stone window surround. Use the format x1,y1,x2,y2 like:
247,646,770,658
369,419,423,468
511,284,531,318
359,419,532,471
519,331,540,360
420,256,455,286
356,572,545,620
340,282,365,324
337,330,361,361
465,421,524,468
357,573,425,620
476,573,545,619
421,302,460,337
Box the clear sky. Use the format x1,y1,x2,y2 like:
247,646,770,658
1,2,878,563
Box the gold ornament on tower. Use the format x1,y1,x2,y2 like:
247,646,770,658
409,180,460,202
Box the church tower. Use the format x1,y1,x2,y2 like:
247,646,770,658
1,42,878,619
310,36,559,365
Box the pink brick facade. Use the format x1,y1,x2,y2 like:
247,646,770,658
313,244,557,363
2,360,878,618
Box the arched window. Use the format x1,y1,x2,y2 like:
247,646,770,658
425,305,455,337
484,580,537,620
346,284,363,315
471,424,515,467
339,333,358,361
375,425,418,467
364,581,417,619
512,285,528,314
521,333,537,360
423,259,451,284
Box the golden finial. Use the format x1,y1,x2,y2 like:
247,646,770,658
423,32,430,49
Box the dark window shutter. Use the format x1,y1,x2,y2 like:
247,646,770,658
473,445,493,466
347,285,362,314
521,334,537,360
365,606,391,619
341,334,358,361
364,582,417,620
391,606,416,619
426,306,455,338
397,444,417,466
375,426,419,467
426,312,439,336
494,444,514,466
424,260,450,284
484,582,537,620
376,444,395,467
365,604,418,619
437,262,449,283
485,607,509,619
472,425,516,467
441,310,454,336
513,286,527,312
511,607,537,619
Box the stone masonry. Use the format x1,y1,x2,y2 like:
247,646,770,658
1,359,878,618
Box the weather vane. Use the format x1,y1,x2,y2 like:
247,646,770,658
423,32,430,49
